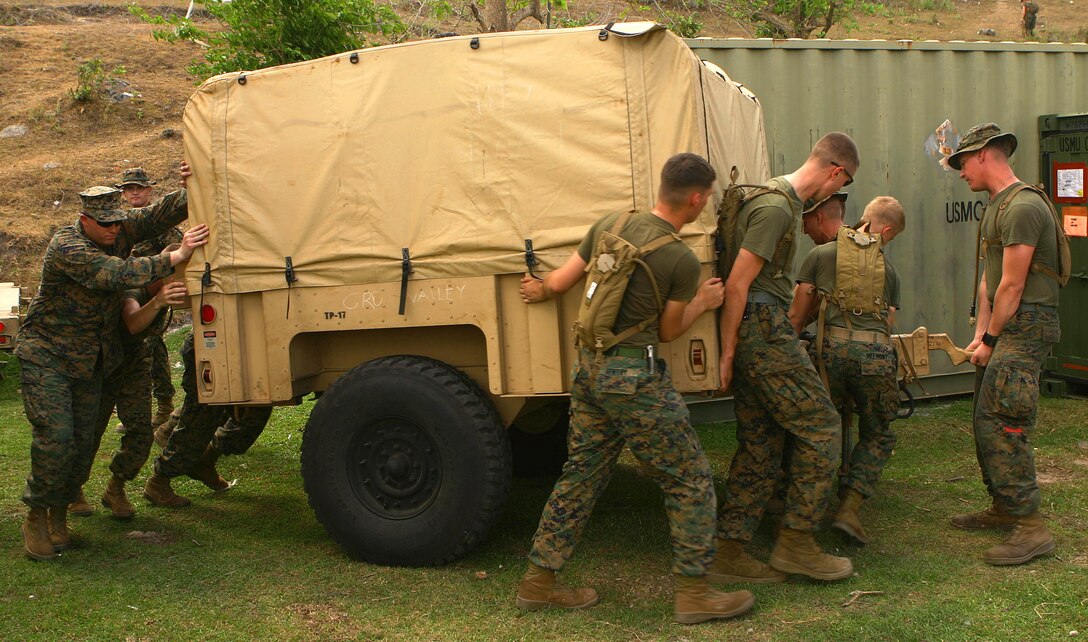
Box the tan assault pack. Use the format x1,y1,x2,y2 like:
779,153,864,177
969,183,1071,323
716,168,796,281
572,210,680,358
813,224,890,388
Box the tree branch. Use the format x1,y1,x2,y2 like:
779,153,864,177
468,1,488,31
511,0,544,27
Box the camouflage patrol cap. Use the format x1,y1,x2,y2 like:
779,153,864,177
115,167,157,188
803,191,848,215
79,186,128,223
947,123,1018,171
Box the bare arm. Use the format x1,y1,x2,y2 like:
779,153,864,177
520,250,588,303
788,282,818,336
167,224,210,267
659,277,724,342
887,305,897,330
971,244,1032,366
718,249,765,392
122,281,188,335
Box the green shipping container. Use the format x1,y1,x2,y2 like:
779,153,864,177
1039,113,1088,385
688,38,1088,398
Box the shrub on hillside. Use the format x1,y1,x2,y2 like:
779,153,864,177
132,0,406,80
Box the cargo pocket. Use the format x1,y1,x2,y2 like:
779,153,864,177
1042,324,1061,345
597,366,640,395
861,345,896,377
993,365,1039,422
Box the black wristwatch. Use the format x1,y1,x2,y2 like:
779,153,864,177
982,332,999,348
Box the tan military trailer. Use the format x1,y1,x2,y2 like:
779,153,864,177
0,283,21,352
181,22,770,565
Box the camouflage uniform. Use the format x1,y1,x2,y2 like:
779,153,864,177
718,178,841,541
148,335,175,405
797,240,902,499
16,188,187,508
973,183,1060,516
528,211,716,577
154,333,272,477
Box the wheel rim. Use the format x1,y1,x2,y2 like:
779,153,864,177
348,416,442,519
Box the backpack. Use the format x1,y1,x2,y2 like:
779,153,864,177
969,183,1070,323
715,167,797,281
572,210,681,357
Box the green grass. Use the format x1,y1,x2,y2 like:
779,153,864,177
1,334,1086,640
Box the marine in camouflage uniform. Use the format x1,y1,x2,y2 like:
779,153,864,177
715,133,859,583
15,185,190,560
74,228,184,519
143,332,273,507
947,123,1060,566
516,153,754,625
790,196,906,545
116,168,178,428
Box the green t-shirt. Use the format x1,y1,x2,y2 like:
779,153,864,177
122,286,170,346
737,176,803,304
796,241,901,334
981,183,1059,307
577,211,700,347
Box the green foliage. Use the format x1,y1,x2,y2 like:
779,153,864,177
717,0,878,38
910,0,953,11
663,11,704,37
131,0,406,80
70,59,126,102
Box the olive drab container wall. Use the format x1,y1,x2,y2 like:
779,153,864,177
1039,113,1088,387
688,38,1088,397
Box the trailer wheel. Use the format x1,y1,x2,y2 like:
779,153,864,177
302,355,511,566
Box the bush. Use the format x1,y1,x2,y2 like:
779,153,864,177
70,59,127,102
132,0,406,80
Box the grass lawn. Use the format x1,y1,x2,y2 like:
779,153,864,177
1,331,1086,641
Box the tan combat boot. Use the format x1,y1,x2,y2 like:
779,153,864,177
769,528,853,581
950,503,1019,530
187,446,232,492
68,489,94,517
22,507,58,561
673,574,755,625
143,473,192,508
983,513,1055,566
47,507,71,551
101,475,136,519
707,538,786,584
831,489,869,545
152,396,174,430
154,407,182,448
515,563,600,611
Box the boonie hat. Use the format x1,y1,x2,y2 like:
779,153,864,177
803,191,848,215
79,186,128,223
947,123,1018,171
115,167,157,188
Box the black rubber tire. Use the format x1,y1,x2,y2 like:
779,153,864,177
508,399,570,478
301,355,511,566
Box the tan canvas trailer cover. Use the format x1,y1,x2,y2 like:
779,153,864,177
183,23,769,296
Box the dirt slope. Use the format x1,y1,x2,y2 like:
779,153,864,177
1,1,1085,293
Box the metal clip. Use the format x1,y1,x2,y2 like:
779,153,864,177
646,345,656,375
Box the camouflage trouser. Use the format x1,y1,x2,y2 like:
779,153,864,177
19,360,103,508
718,303,840,541
155,334,271,477
76,344,154,485
818,336,899,498
529,350,717,577
974,309,1059,516
147,334,175,402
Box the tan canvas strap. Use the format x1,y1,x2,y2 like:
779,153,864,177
827,325,891,345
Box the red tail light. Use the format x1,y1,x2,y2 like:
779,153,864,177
0,321,6,332
200,304,216,324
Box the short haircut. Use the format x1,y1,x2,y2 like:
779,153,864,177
659,153,716,206
861,196,906,234
809,196,845,220
985,137,1015,159
810,132,860,171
